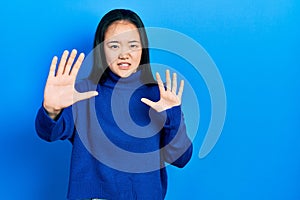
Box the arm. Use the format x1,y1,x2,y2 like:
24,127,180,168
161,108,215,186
161,106,193,168
35,105,75,142
141,70,193,168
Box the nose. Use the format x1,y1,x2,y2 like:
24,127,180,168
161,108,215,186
118,46,130,59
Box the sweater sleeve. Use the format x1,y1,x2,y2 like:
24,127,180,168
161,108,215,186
35,105,75,142
160,105,193,168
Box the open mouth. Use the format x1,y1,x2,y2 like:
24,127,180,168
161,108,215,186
118,62,131,70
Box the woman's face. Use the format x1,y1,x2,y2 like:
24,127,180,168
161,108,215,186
104,20,142,78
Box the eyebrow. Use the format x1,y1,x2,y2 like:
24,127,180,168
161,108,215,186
106,41,119,44
106,40,140,44
128,40,140,43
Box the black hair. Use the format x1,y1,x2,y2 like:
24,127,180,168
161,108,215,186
88,9,155,84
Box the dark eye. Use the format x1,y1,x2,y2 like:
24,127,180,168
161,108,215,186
130,44,140,49
110,45,119,49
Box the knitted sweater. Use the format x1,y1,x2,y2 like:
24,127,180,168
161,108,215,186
35,70,193,200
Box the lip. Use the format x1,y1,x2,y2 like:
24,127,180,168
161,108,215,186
117,62,131,70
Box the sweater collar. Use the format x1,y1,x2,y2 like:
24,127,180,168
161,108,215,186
104,69,143,89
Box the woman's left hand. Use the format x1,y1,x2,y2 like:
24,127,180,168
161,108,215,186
141,70,184,112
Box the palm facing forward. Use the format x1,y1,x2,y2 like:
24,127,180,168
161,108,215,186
43,49,98,119
141,70,184,112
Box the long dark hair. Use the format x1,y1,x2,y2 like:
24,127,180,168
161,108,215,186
88,9,155,84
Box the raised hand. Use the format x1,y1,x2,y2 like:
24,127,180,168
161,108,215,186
43,49,98,119
141,70,184,112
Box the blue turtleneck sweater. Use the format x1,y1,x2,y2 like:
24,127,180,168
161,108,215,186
35,70,193,200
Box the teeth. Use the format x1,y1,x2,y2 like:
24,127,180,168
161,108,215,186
119,63,130,67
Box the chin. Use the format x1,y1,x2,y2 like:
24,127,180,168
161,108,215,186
117,71,132,78
117,69,137,78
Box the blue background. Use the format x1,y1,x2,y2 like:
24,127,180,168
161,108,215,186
1,0,299,199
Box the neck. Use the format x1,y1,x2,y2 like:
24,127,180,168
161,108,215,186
104,69,143,89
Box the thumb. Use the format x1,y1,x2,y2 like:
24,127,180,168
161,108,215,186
141,98,156,108
75,91,98,102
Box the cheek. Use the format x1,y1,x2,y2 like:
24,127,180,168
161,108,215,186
133,50,142,62
104,49,118,65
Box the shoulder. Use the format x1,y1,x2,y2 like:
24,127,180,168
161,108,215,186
143,82,159,90
140,83,159,93
75,79,98,93
134,83,160,101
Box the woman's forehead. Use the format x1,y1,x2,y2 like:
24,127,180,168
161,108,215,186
105,20,140,41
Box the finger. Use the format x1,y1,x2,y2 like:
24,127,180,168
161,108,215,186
48,56,58,78
171,73,177,93
141,98,155,108
70,53,85,77
156,72,165,94
166,69,171,91
177,80,184,100
75,91,98,102
57,50,69,76
64,49,77,75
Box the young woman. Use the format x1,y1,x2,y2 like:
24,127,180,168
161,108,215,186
35,9,193,200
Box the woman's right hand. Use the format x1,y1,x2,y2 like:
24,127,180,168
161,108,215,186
43,49,98,119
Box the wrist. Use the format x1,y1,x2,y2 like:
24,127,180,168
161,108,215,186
43,102,61,119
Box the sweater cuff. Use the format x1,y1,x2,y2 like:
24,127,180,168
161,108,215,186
38,106,63,127
166,105,182,128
